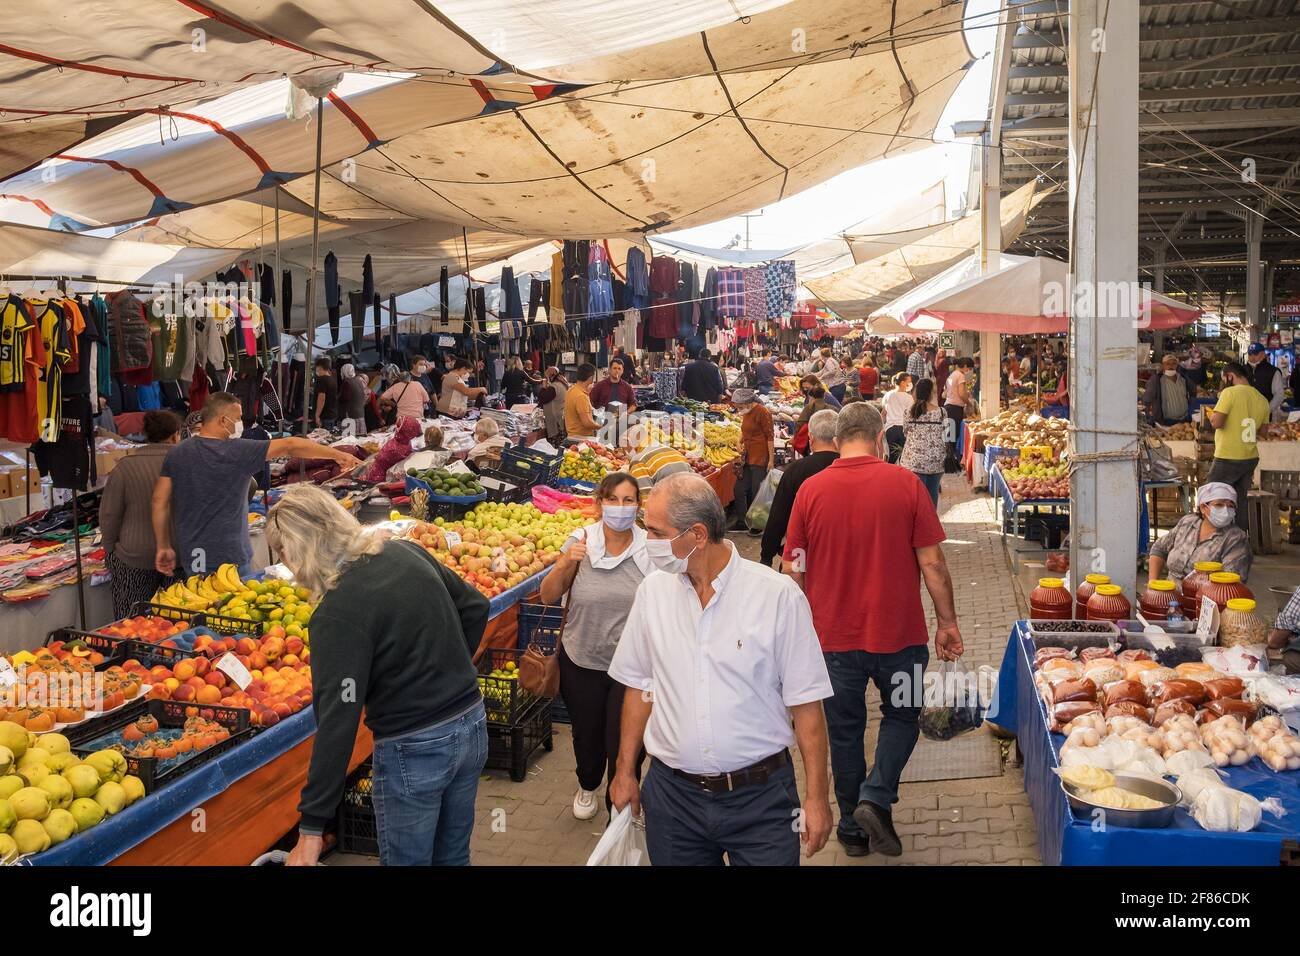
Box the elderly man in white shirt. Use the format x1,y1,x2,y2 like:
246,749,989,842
608,472,833,865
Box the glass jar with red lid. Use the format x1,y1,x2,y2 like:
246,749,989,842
1075,573,1111,620
1199,571,1253,611
1086,584,1131,622
1030,577,1073,620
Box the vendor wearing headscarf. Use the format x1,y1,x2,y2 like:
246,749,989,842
339,364,368,437
728,387,775,531
1147,481,1252,583
468,418,510,469
365,416,423,482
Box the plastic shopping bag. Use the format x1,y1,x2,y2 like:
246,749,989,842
585,806,650,866
745,468,783,531
919,660,984,741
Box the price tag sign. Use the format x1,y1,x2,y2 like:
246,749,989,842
442,530,462,548
1196,596,1219,644
215,653,253,690
438,335,456,348
0,658,16,690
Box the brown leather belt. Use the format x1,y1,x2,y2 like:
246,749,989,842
665,750,789,793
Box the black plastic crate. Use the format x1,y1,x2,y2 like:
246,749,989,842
486,698,553,782
478,647,536,725
478,469,530,503
135,600,265,638
44,628,127,670
126,601,201,625
70,697,252,793
336,760,378,857
495,445,562,488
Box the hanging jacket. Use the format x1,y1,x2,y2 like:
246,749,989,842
106,291,152,375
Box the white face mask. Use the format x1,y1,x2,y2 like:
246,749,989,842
1164,368,1178,377
645,529,697,574
1207,506,1236,529
602,504,638,532
226,416,243,439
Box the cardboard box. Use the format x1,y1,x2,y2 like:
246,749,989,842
0,466,35,501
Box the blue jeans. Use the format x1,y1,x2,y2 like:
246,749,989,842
641,757,800,866
916,472,942,509
822,645,929,837
371,701,488,865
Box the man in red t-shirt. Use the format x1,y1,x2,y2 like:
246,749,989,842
783,401,963,858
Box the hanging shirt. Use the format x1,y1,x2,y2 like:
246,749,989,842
625,246,650,310
27,299,72,441
0,294,33,391
715,268,746,318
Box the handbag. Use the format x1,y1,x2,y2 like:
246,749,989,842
791,422,810,455
519,605,567,698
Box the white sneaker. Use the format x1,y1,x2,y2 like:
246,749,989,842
572,788,599,820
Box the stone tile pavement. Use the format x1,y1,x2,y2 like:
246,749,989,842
332,474,1042,866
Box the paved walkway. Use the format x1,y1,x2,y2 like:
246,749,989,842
336,474,1043,866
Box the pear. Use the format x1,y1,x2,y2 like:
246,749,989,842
11,818,50,855
9,786,51,821
37,774,74,810
120,775,145,805
35,733,70,755
94,781,127,816
0,775,24,800
16,747,50,772
62,764,100,799
45,753,79,774
0,797,13,834
18,763,49,785
41,808,77,845
0,745,12,776
68,797,104,831
0,833,15,863
0,722,27,760
85,749,127,784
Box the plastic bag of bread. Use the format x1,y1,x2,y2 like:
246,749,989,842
1060,744,1113,771
1157,718,1208,758
1164,748,1216,777
1056,764,1115,791
1152,699,1196,726
1052,677,1098,704
1050,700,1100,733
1063,710,1107,739
1246,715,1300,772
1035,646,1075,668
1097,736,1167,777
1176,661,1220,681
1200,645,1268,676
1201,677,1245,701
1199,715,1254,767
1190,787,1285,832
1117,649,1153,664
1079,646,1117,663
1150,679,1208,707
1175,767,1228,806
1062,725,1103,753
1082,662,1123,687
1105,701,1152,723
1123,659,1160,681
1041,658,1084,679
1102,679,1146,707
1203,698,1258,725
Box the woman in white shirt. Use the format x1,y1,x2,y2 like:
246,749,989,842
381,371,430,422
880,371,913,463
539,472,649,821
437,358,487,418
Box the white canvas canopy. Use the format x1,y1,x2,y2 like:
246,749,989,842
803,179,1045,324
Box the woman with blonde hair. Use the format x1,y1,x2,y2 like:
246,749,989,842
271,484,490,867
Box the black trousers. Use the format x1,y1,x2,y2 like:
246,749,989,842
885,425,905,463
558,646,642,808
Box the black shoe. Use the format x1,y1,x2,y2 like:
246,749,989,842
836,830,871,858
852,800,902,857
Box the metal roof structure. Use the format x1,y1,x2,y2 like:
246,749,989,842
962,0,1300,313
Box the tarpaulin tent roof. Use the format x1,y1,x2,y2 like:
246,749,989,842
895,254,1204,333
844,180,949,263
0,0,972,237
803,179,1044,324
0,221,244,292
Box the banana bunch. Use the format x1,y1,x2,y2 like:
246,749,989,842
703,423,740,450
153,564,245,611
704,445,739,466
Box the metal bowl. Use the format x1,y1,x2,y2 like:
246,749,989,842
1062,773,1181,829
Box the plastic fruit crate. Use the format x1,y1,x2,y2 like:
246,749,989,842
70,698,252,793
43,627,128,670
495,445,562,488
486,697,553,782
336,760,378,857
478,647,535,725
478,469,530,503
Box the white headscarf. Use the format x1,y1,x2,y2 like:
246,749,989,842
340,363,356,380
568,520,652,574
1196,481,1236,508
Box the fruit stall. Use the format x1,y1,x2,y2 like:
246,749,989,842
989,620,1300,865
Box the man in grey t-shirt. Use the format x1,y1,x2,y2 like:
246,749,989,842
153,392,362,578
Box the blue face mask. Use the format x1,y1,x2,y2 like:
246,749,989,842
602,504,638,532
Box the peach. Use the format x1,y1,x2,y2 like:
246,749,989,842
235,637,258,656
248,652,268,671
149,665,172,683
193,657,211,677
184,676,206,692
196,685,222,705
281,654,300,668
173,659,197,681
272,702,292,720
172,685,196,703
203,672,226,688
147,685,171,701
284,637,304,657
259,709,280,728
